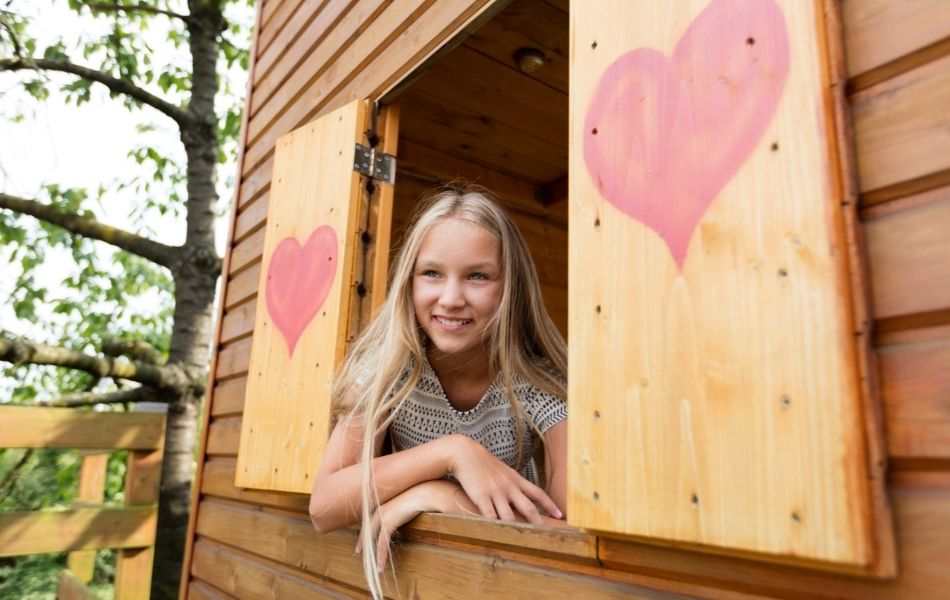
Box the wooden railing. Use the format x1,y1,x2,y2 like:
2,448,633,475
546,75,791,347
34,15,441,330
0,405,165,599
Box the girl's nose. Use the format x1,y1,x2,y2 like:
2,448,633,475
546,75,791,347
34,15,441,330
438,278,465,308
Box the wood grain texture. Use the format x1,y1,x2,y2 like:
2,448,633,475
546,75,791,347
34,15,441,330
599,477,950,598
195,499,692,599
568,0,874,568
843,0,950,79
115,448,163,600
0,407,164,450
236,100,370,493
851,53,950,194
57,570,99,600
879,335,950,463
864,187,950,320
67,452,108,582
192,539,358,599
0,507,156,556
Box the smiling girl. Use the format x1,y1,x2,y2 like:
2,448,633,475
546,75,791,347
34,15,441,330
308,184,568,598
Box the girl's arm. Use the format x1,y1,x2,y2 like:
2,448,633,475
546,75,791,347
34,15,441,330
309,415,561,533
543,419,568,516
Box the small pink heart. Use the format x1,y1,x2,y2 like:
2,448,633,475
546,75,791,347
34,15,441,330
584,0,789,268
265,225,338,356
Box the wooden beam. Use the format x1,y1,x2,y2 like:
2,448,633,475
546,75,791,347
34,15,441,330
67,452,109,582
0,506,157,557
57,570,99,600
0,407,165,450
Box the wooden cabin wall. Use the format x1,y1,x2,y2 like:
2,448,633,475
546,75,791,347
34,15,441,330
183,0,950,598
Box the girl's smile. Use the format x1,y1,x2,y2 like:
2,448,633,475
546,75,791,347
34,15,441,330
412,218,503,369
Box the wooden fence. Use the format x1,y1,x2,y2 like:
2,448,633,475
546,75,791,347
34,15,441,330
0,405,165,599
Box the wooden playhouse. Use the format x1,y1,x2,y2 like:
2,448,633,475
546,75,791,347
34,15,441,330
181,0,950,597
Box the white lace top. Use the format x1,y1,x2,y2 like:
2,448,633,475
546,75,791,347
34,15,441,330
388,357,567,485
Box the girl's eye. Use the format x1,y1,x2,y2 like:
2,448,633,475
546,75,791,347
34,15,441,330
468,272,489,281
420,269,439,278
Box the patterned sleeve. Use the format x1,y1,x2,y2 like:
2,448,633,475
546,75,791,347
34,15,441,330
522,385,567,433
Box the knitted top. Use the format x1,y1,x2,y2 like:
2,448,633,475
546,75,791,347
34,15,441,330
389,357,567,485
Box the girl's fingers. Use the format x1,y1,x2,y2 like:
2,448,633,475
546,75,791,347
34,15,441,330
376,524,391,572
520,480,563,519
493,496,517,522
474,496,498,520
511,493,544,525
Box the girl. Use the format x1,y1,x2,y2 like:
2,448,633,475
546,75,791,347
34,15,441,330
309,184,568,597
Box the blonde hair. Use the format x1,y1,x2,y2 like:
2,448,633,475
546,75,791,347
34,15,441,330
332,183,566,598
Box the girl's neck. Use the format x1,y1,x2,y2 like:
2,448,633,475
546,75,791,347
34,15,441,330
426,345,495,410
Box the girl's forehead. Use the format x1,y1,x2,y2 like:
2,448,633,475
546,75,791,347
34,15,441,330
416,218,500,261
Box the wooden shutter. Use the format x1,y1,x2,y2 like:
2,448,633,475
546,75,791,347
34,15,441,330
567,0,887,570
236,100,383,494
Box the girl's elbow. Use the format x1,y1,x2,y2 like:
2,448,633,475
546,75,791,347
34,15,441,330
308,493,335,534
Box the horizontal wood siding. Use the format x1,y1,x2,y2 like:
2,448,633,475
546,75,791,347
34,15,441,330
184,0,950,597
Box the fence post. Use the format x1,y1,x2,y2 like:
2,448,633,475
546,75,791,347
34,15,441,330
66,450,109,583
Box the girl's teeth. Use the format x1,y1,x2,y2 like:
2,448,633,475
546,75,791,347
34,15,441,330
437,317,469,326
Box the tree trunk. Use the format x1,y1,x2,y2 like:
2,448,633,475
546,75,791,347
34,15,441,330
149,2,224,598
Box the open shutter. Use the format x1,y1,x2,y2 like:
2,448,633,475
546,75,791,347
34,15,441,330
568,0,888,570
236,100,385,494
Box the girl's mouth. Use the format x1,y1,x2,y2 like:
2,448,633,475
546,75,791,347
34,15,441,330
433,315,473,328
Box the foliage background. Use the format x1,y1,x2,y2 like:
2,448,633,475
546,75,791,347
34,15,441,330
0,0,253,596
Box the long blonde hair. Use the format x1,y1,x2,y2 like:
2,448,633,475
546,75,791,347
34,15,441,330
332,183,566,598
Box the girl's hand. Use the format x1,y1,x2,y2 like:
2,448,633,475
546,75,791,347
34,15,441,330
447,434,563,524
362,480,478,572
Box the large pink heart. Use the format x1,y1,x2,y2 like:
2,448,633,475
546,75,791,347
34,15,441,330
265,225,338,356
583,0,789,268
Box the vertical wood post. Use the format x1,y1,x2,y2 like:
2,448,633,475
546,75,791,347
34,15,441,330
66,450,109,583
114,446,162,599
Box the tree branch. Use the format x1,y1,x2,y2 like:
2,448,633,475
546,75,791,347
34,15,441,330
86,2,190,22
0,56,194,127
0,334,196,394
37,385,162,407
0,10,24,58
0,192,180,268
102,338,166,365
0,448,33,503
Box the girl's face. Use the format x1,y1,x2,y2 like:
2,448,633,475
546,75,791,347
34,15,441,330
412,218,503,366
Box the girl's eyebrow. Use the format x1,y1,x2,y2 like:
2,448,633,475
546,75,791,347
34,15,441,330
416,259,498,271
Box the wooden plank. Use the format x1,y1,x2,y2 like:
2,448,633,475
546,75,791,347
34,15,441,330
115,447,163,600
214,337,252,380
852,53,950,195
244,0,495,177
195,499,692,599
879,335,950,463
67,452,108,582
187,580,236,600
399,88,565,182
245,0,408,154
256,0,304,56
57,570,99,600
598,477,950,598
396,140,566,222
843,0,950,79
0,407,164,450
366,104,400,320
237,155,273,211
462,0,569,94
0,506,156,556
210,377,247,417
192,539,357,599
228,226,265,276
236,100,371,494
569,0,875,568
201,459,310,512
206,416,242,457
219,298,257,344
864,187,950,320
224,262,260,310
233,192,268,244
252,0,355,114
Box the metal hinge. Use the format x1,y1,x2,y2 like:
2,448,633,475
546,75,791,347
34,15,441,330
353,143,396,184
